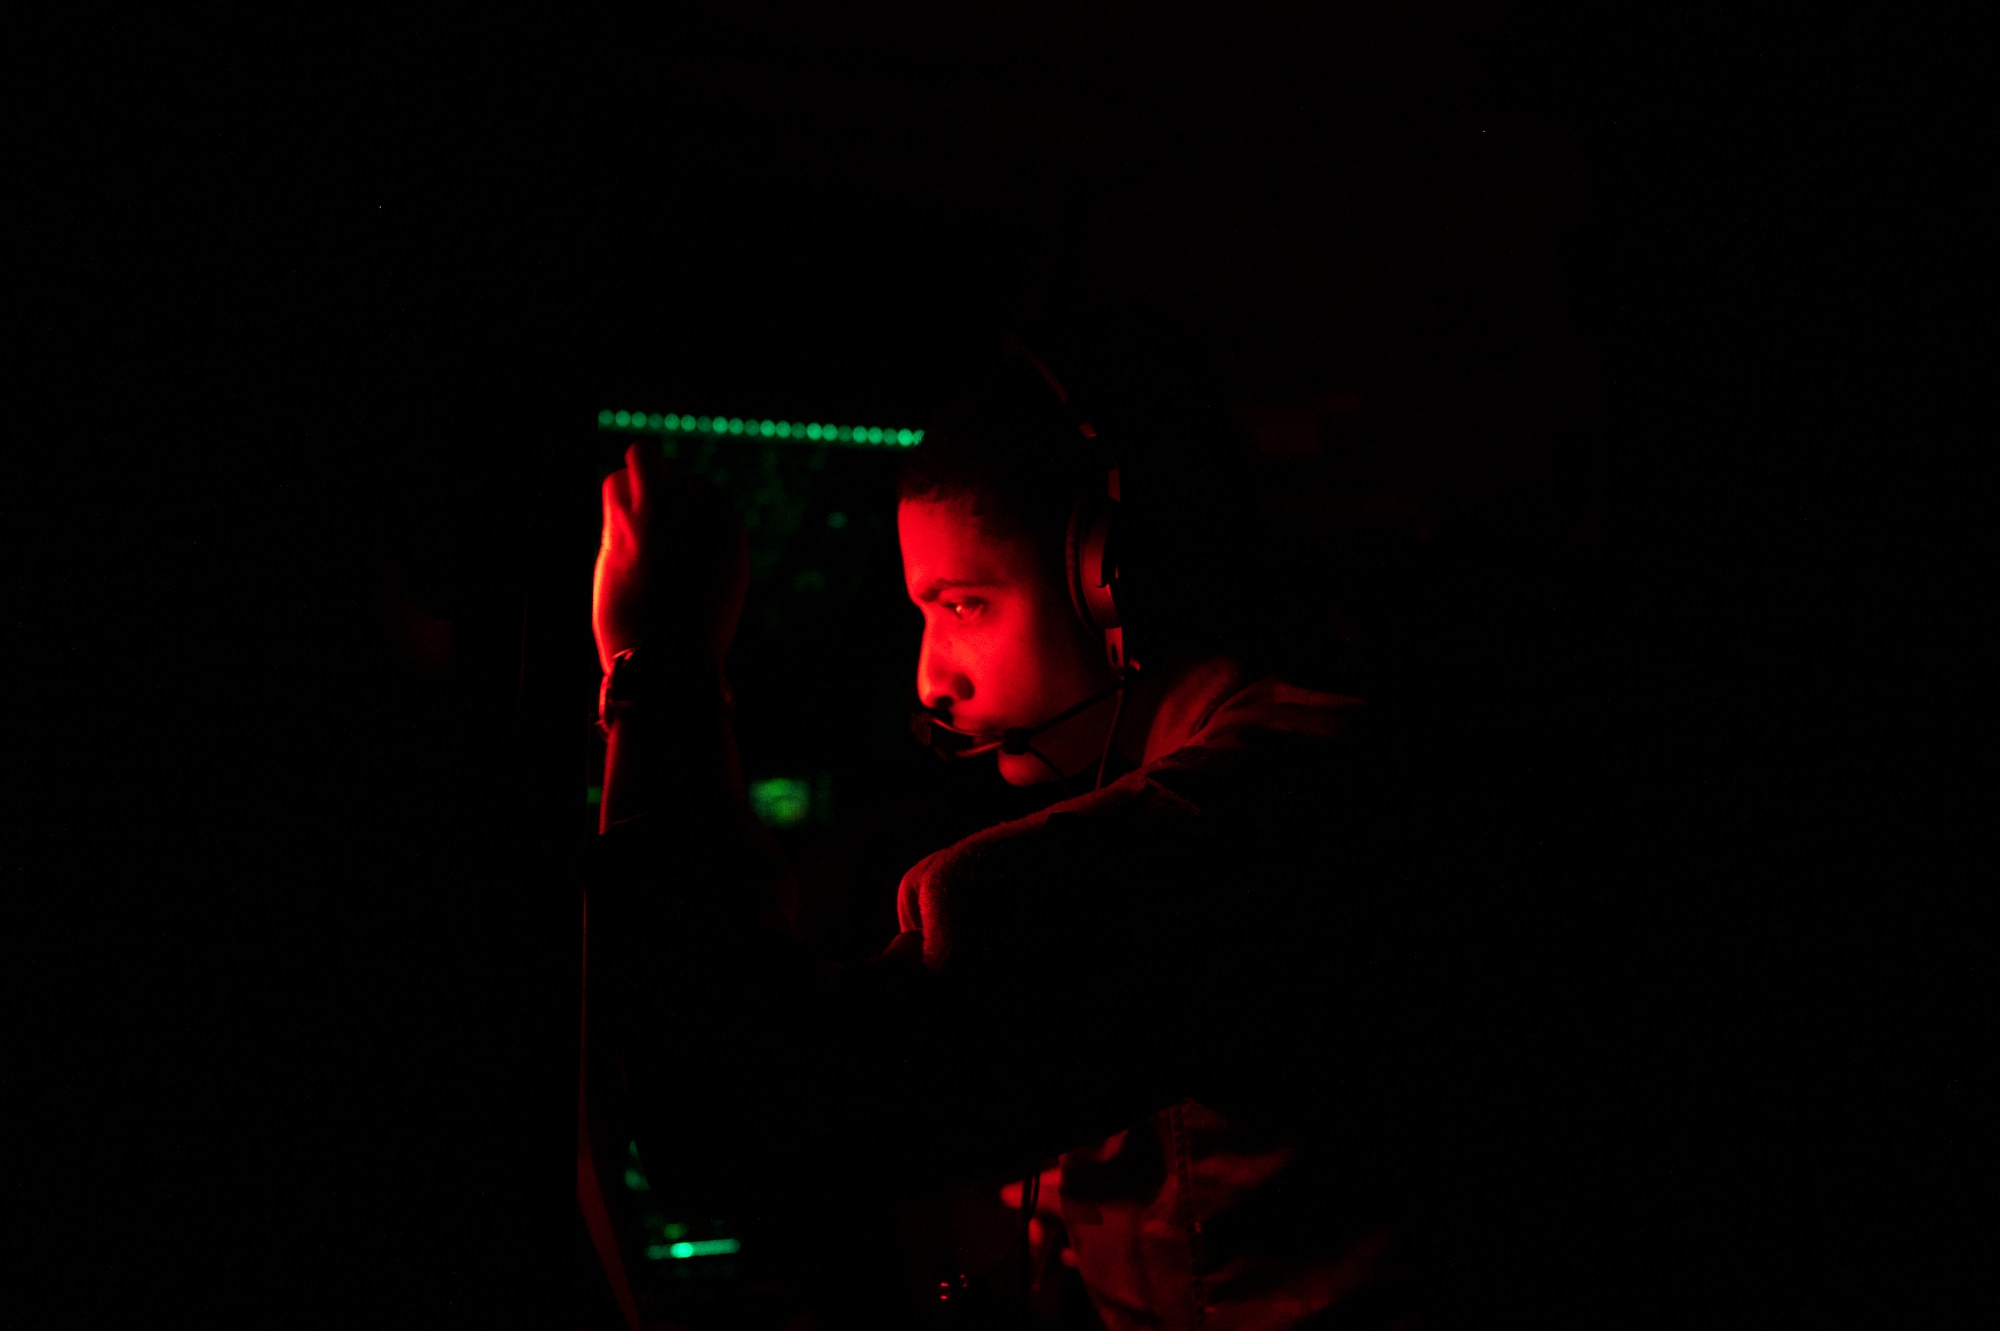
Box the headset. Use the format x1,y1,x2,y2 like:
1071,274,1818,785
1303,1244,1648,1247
909,333,1141,790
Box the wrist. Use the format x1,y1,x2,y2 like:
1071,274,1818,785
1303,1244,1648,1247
598,645,734,737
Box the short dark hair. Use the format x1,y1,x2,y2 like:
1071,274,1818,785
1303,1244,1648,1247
898,310,1266,664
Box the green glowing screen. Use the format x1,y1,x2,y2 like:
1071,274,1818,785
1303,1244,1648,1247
747,777,811,828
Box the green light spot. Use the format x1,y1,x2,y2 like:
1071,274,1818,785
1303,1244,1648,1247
748,777,810,828
866,427,884,444
614,410,631,427
826,511,847,529
680,414,695,430
774,421,791,438
662,414,679,431
791,422,805,437
728,418,744,434
759,419,775,437
836,426,852,442
913,429,925,443
623,1168,650,1192
647,413,663,429
896,429,913,445
806,423,822,440
597,409,614,426
586,785,602,806
649,1238,740,1260
696,417,711,432
662,1222,688,1239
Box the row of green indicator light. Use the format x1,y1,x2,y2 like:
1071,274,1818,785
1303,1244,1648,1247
599,408,922,448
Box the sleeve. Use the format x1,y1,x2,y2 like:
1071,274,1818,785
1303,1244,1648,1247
582,798,1199,1215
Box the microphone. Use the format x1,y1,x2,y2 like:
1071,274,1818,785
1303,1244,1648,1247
909,671,1135,777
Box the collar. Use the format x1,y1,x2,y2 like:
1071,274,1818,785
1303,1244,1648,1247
1138,656,1260,766
1138,655,1367,768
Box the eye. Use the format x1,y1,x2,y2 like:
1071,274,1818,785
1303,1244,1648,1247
941,598,984,621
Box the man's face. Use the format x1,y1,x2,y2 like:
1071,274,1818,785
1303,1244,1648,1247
899,495,1119,786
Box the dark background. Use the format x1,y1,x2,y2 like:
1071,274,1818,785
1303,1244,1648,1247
15,5,1977,1327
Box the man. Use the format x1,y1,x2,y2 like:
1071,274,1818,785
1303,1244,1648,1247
587,327,1432,1329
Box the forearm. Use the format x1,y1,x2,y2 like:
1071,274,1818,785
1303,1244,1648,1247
597,670,743,833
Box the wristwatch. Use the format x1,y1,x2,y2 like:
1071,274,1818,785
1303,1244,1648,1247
597,648,732,736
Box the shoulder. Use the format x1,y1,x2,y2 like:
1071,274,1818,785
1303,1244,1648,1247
917,771,1204,896
897,772,1208,973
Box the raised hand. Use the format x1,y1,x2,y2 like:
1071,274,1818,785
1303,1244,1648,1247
593,441,750,674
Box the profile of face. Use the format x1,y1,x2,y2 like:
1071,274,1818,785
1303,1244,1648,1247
899,494,1120,785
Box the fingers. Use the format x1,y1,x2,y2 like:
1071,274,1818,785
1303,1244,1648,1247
625,440,677,512
622,442,649,508
600,467,632,542
602,438,742,551
600,445,671,533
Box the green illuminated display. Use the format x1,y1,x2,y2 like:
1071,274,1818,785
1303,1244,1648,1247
598,407,922,448
647,1239,741,1260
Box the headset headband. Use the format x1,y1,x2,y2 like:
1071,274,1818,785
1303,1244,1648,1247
1002,332,1130,671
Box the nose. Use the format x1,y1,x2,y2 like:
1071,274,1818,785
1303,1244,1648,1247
916,623,970,712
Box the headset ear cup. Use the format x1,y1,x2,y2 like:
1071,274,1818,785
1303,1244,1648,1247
1066,496,1122,633
1065,499,1093,630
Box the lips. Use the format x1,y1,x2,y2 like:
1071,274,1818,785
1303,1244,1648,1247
931,712,1004,738
920,703,1016,735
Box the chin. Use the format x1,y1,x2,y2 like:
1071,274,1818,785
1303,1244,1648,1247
996,753,1062,787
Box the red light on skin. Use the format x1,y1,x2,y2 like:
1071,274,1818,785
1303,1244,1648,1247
900,495,1122,786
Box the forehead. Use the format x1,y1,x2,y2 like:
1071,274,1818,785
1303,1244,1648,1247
897,495,1038,594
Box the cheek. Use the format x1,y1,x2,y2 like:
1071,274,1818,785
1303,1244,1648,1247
982,625,1043,689
1034,602,1101,685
